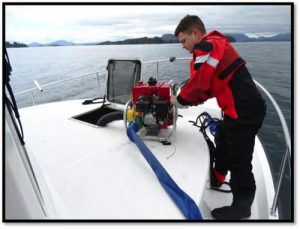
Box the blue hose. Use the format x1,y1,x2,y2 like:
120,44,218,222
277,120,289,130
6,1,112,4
127,122,202,220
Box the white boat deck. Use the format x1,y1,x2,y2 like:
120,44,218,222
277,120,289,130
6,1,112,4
19,99,276,220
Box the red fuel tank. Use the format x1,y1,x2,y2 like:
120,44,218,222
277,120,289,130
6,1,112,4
132,81,171,104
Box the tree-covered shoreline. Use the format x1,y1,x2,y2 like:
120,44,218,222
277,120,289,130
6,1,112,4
5,41,28,48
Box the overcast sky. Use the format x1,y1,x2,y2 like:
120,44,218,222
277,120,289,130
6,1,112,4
5,4,291,44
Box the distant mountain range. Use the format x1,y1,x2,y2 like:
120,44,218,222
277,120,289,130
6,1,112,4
7,32,291,48
28,40,76,47
95,32,291,45
225,33,291,42
160,32,291,42
98,37,166,45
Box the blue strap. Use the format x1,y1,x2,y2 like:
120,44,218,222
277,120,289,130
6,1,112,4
127,123,202,220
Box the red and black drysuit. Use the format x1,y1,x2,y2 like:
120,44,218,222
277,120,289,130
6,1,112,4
176,31,266,209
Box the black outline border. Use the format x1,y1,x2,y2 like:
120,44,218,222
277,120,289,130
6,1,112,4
2,1,294,223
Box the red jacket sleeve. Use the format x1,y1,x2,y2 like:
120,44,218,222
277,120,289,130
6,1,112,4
178,39,227,106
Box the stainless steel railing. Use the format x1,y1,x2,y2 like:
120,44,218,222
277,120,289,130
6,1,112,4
14,70,107,105
254,80,291,217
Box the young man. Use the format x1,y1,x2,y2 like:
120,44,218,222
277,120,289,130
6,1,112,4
171,15,266,220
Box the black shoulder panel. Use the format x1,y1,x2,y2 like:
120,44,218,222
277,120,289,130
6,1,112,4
194,41,213,52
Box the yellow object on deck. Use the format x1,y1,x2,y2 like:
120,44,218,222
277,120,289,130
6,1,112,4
127,108,141,122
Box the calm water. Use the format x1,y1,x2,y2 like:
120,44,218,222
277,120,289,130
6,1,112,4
7,42,292,219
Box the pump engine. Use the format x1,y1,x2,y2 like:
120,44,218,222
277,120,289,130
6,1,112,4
125,77,176,140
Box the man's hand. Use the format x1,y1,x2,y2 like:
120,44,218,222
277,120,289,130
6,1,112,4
171,95,188,109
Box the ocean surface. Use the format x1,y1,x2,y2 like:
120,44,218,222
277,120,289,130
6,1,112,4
7,42,292,219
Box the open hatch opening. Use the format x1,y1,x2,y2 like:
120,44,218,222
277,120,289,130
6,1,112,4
72,59,141,127
73,105,123,126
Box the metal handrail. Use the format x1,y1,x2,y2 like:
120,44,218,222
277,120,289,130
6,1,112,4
14,70,107,105
142,57,191,79
14,57,188,100
254,80,291,217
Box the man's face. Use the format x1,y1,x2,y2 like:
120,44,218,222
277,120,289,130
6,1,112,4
178,30,201,54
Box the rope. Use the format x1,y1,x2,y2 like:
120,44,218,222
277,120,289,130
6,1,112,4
189,112,232,193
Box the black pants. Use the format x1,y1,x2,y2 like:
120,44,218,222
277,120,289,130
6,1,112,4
215,117,260,196
214,65,266,201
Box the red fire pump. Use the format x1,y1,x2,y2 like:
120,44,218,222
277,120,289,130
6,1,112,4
125,77,177,143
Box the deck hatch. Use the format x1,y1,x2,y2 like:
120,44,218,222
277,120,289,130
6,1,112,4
106,59,141,105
